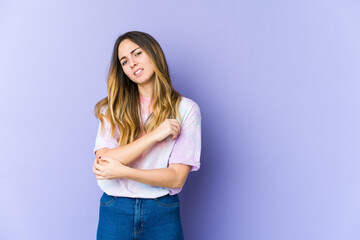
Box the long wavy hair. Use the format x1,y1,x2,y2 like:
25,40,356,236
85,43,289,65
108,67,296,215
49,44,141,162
94,31,182,146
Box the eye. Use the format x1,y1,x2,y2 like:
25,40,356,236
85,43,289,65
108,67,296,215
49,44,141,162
135,51,142,56
122,60,127,66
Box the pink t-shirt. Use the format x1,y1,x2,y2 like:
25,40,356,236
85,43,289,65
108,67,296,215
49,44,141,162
93,95,201,198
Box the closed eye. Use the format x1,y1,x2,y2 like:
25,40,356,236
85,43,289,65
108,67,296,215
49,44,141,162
135,51,142,56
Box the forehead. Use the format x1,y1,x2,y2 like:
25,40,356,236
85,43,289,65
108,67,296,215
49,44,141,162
118,39,140,57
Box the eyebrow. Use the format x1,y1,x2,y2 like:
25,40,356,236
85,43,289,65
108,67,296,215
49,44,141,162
119,47,140,62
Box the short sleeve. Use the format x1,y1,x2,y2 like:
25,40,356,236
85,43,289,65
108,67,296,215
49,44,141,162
168,103,202,172
93,115,119,154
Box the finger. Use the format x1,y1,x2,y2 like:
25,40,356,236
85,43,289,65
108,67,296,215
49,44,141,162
93,168,103,176
172,125,180,136
169,128,175,140
170,121,181,132
99,159,109,165
94,162,100,171
93,162,99,172
172,119,180,127
170,128,179,140
98,159,110,166
98,156,109,162
97,174,109,180
170,119,179,126
167,119,176,128
93,157,98,166
94,163,104,171
100,156,113,162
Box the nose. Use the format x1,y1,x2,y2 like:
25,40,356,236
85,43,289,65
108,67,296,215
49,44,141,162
129,58,137,68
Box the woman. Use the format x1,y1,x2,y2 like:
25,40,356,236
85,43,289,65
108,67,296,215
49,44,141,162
92,31,201,239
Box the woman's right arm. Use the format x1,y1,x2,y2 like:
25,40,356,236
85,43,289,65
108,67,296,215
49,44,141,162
95,119,181,166
96,132,156,166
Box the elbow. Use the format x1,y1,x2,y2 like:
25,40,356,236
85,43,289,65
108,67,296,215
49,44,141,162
96,148,129,166
171,182,184,189
167,164,191,189
171,176,186,189
95,149,110,159
173,182,185,189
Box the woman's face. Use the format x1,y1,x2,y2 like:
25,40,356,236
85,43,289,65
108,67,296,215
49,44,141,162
118,39,155,86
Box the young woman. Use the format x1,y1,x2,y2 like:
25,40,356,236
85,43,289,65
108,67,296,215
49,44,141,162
92,31,202,239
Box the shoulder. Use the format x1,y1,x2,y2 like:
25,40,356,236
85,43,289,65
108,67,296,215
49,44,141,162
99,105,113,126
100,105,109,115
178,96,201,122
179,96,200,112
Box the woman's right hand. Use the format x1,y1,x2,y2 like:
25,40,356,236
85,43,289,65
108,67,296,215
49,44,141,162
150,119,181,142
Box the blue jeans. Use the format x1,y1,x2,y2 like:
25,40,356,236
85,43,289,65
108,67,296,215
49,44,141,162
96,192,184,240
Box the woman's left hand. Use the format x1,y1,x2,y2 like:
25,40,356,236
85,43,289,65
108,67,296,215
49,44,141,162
93,156,129,180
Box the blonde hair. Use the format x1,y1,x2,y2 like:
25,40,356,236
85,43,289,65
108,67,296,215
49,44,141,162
94,31,182,146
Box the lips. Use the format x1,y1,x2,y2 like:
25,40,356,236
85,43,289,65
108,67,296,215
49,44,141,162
134,68,143,76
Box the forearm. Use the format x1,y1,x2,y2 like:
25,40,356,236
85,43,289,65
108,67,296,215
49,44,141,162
100,132,158,166
124,167,180,189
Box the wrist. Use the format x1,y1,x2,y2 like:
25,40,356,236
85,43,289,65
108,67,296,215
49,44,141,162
146,131,159,143
123,166,135,179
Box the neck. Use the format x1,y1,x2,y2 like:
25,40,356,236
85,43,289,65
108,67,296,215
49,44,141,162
137,77,154,98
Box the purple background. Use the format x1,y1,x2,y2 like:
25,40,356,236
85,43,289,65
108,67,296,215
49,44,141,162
1,1,360,239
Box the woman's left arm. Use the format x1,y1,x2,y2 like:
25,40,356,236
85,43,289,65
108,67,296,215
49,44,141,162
94,102,201,189
93,156,191,189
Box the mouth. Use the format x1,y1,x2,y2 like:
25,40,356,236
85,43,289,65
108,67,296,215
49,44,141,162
134,68,144,76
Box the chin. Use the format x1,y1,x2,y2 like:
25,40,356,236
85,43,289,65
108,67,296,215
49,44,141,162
138,77,153,84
